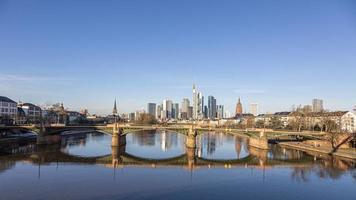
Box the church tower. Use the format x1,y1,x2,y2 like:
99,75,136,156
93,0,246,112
113,99,118,116
235,98,243,117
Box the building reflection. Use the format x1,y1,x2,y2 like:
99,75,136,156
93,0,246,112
0,131,355,183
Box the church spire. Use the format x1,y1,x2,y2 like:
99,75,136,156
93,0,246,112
113,99,118,116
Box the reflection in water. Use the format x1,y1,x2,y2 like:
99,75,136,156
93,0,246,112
197,132,250,160
126,130,186,159
0,130,355,200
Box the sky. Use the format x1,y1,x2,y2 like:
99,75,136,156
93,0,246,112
0,0,356,115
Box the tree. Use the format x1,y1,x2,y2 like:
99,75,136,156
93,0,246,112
255,120,265,128
270,116,283,130
135,114,157,125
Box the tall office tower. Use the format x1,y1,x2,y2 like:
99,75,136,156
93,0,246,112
156,104,162,119
217,105,224,119
172,103,179,119
312,99,324,112
235,97,243,117
181,98,190,120
188,106,193,119
193,85,203,120
163,100,173,119
208,96,217,119
203,105,208,119
147,103,156,117
250,103,258,116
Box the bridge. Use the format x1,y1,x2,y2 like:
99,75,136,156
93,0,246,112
0,123,331,151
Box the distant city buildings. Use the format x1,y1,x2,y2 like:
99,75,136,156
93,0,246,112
312,98,324,112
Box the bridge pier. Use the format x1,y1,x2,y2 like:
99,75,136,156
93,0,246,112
248,131,269,150
112,125,126,147
186,127,197,149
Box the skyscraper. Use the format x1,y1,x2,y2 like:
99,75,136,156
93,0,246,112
312,99,324,112
172,103,179,119
156,104,162,119
235,97,243,117
163,100,173,119
147,103,156,117
208,96,217,119
203,105,208,119
217,105,224,119
193,85,203,120
250,103,258,116
181,98,190,120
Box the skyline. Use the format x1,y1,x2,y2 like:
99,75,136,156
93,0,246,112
1,0,356,114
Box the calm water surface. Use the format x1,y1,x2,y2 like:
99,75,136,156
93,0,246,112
0,130,355,200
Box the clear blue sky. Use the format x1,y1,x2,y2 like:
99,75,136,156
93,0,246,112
0,0,355,115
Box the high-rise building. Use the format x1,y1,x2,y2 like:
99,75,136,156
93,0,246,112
208,96,217,119
217,105,224,119
312,99,324,112
193,85,203,120
147,103,156,117
156,104,162,119
163,100,173,119
250,103,258,116
188,106,193,120
353,105,356,113
235,97,243,117
172,103,179,119
181,98,190,120
203,105,208,119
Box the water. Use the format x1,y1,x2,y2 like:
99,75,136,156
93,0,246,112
0,130,355,200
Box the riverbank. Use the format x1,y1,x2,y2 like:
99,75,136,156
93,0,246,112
279,142,356,160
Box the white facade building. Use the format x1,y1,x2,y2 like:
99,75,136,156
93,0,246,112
341,111,356,133
0,96,17,122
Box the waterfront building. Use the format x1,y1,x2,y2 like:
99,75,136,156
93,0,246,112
341,111,356,133
312,99,324,112
217,105,224,119
235,98,243,117
17,102,42,123
208,96,217,120
147,103,156,117
250,103,258,116
288,111,352,132
0,96,17,124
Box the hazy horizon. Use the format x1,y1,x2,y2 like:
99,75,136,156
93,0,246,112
1,0,356,115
